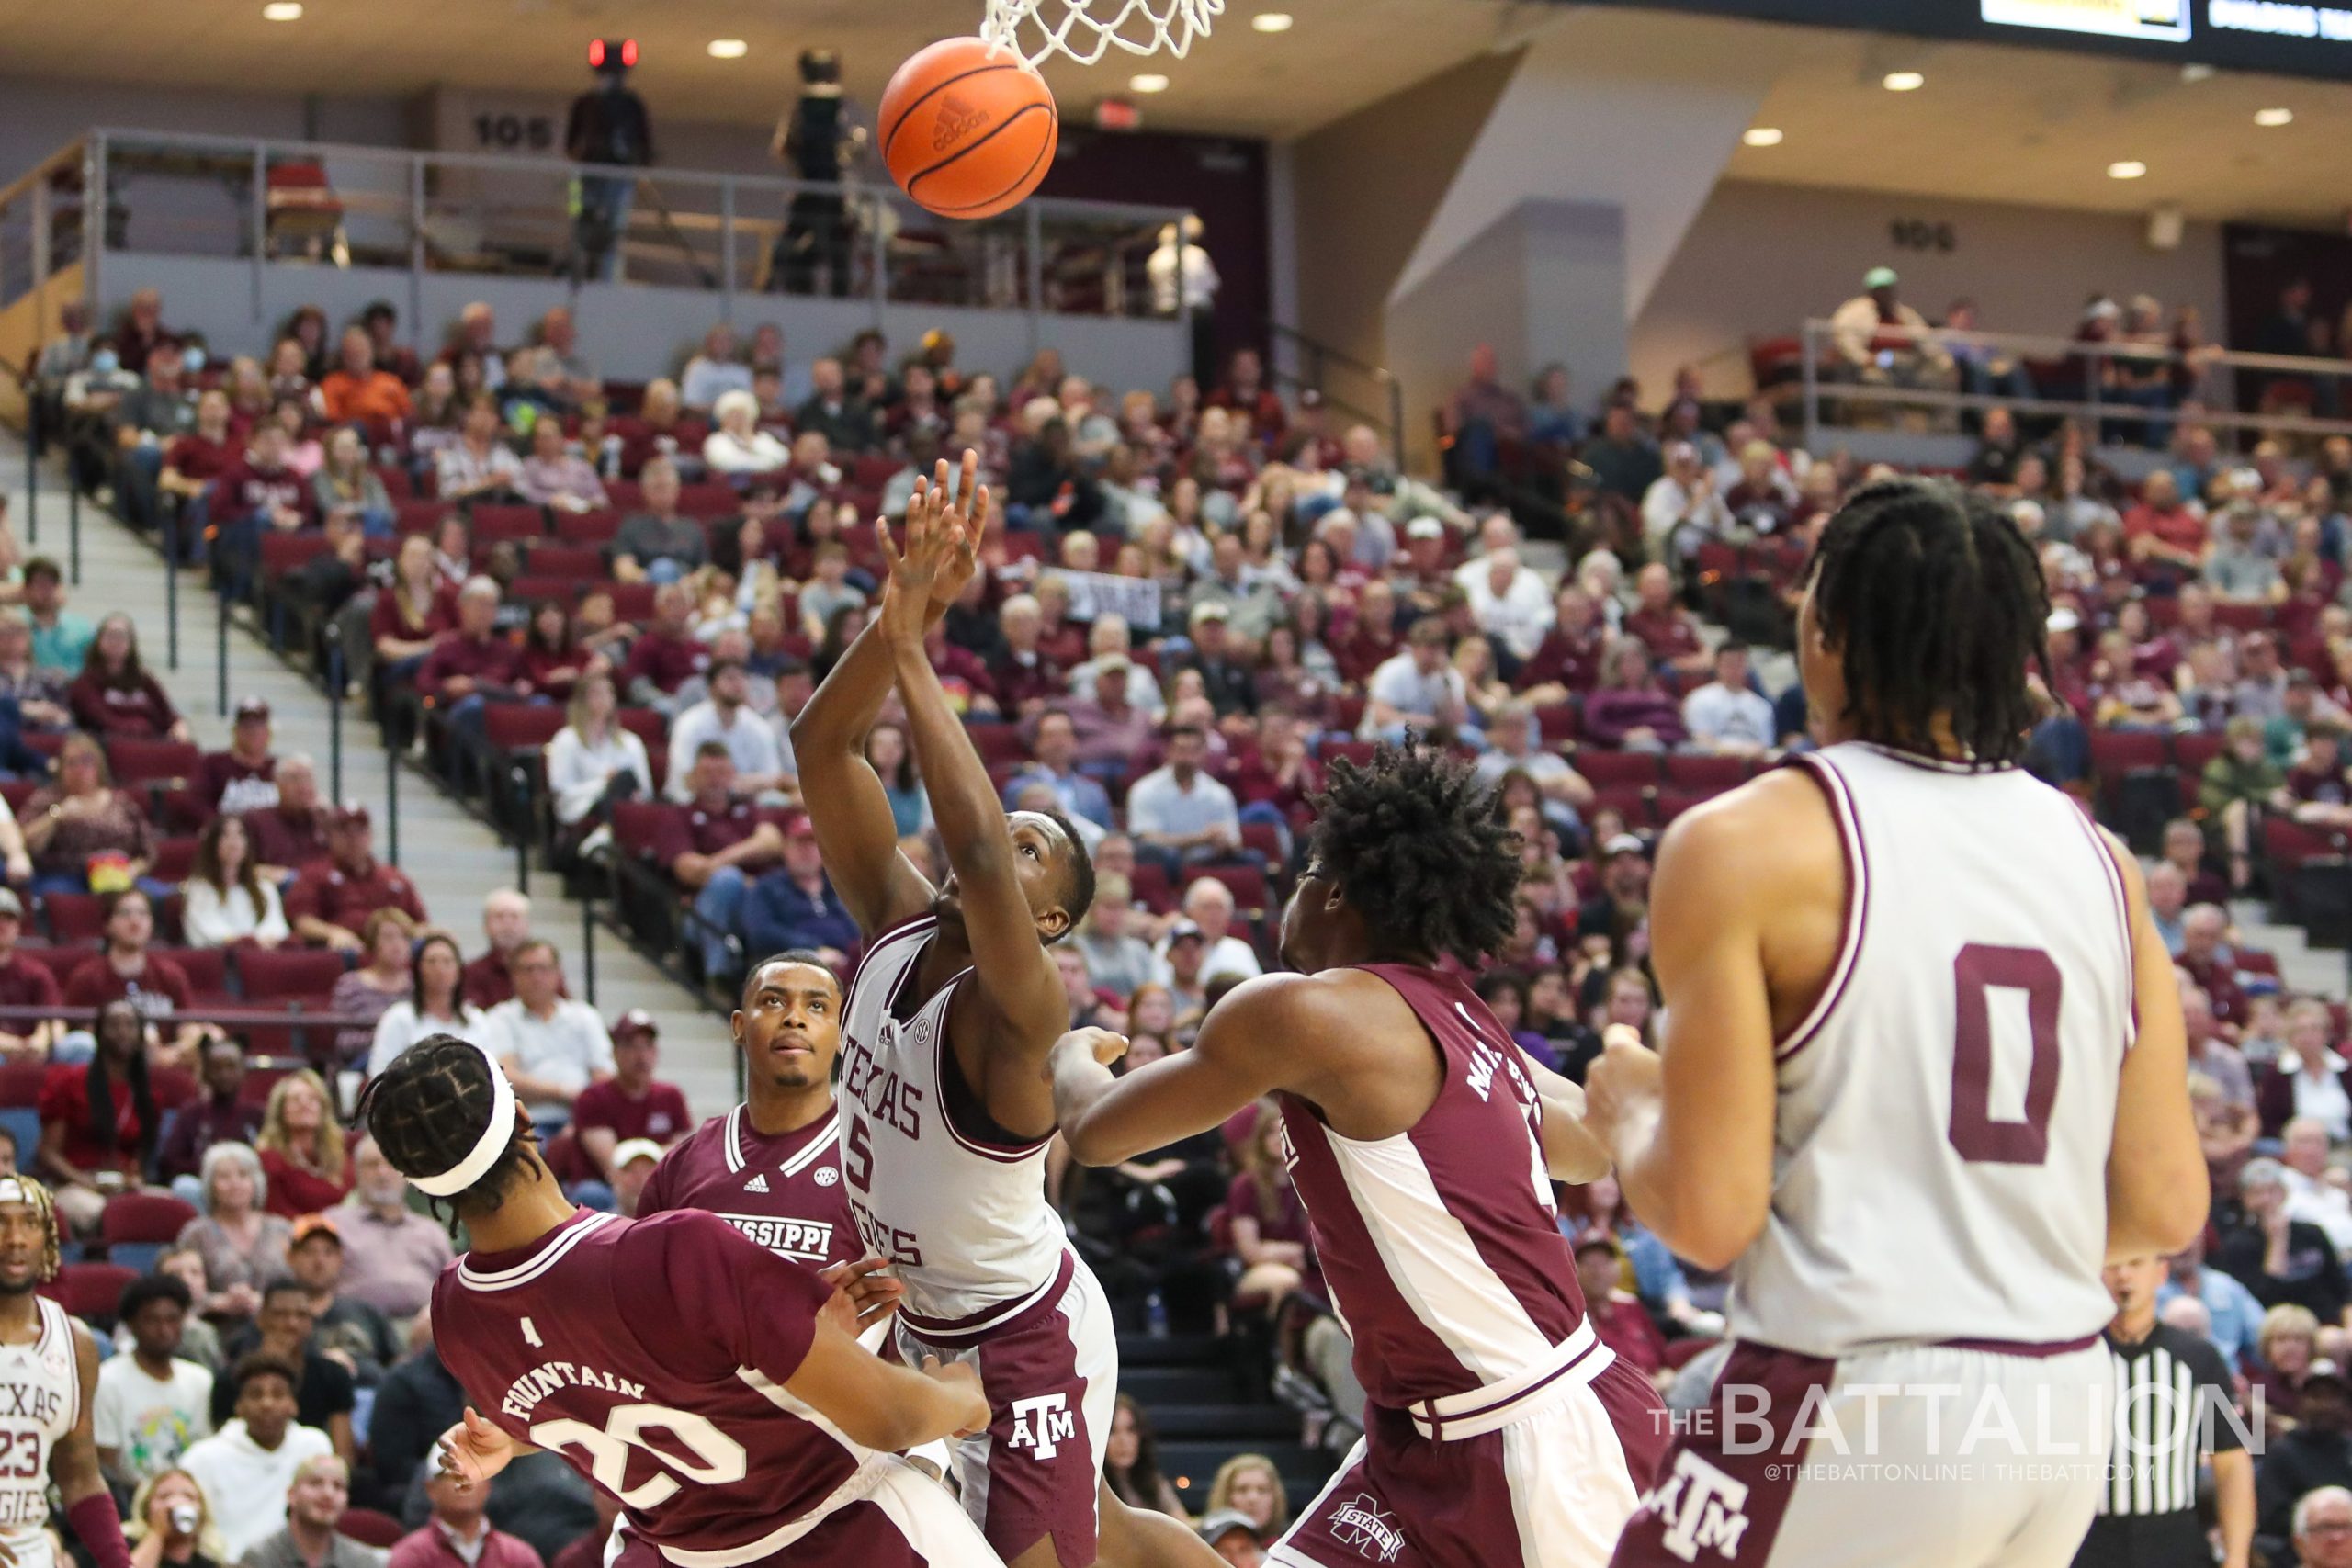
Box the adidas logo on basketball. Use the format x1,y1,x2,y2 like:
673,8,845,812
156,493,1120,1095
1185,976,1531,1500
933,92,992,152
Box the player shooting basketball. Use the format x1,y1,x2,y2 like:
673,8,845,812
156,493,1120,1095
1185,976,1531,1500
0,1175,136,1568
791,454,1220,1568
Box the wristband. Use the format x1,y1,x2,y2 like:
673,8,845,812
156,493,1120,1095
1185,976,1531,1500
69,1492,132,1568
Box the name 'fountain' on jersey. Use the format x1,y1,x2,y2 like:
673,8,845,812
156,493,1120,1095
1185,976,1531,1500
1735,742,2135,1357
1276,964,1593,1409
837,916,1069,1327
0,1297,77,1566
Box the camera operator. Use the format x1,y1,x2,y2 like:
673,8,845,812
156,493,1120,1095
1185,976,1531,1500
565,43,655,283
770,48,865,297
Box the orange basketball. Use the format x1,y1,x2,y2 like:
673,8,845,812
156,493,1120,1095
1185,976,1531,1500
879,36,1059,221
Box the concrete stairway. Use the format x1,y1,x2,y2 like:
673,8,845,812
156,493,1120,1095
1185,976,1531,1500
0,433,738,1121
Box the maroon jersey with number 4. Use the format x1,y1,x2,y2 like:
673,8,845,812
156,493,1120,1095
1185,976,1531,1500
433,1208,858,1557
637,1105,862,1269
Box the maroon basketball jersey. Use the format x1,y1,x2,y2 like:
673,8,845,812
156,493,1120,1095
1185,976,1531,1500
432,1208,858,1556
637,1105,862,1269
1275,964,1589,1409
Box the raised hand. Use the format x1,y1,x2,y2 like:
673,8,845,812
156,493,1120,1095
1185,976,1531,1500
435,1408,515,1490
817,1255,906,1331
875,450,989,645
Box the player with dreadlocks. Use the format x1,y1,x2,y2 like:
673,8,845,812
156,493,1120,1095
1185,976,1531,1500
363,1036,1005,1567
1047,741,1666,1568
1591,478,2207,1567
0,1171,135,1568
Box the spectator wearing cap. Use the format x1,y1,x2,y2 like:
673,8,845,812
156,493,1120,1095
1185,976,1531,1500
607,1138,663,1218
1639,442,1733,567
2080,1252,2252,1568
1002,710,1114,829
1125,725,1240,879
284,807,426,953
2265,1367,2352,1550
1356,616,1465,746
0,889,60,1061
199,698,282,817
2208,501,2287,604
654,743,784,980
1829,265,1954,398
485,941,614,1119
280,1214,399,1388
334,1134,452,1324
1159,922,1211,1019
1151,879,1261,987
569,1013,689,1190
390,1467,542,1568
740,817,857,974
664,661,793,804
1578,835,1651,955
1680,641,1775,758
1065,654,1159,777
243,755,330,884
1390,517,1455,616
1198,1510,1263,1568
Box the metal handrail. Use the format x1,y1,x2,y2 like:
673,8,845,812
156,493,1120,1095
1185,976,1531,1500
1265,319,1405,457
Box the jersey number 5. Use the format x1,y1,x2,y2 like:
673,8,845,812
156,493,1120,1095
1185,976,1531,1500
529,1404,748,1508
1949,943,2063,1166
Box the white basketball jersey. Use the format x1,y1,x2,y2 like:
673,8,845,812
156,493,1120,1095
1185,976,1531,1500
838,916,1068,1327
1730,743,2133,1359
0,1297,79,1568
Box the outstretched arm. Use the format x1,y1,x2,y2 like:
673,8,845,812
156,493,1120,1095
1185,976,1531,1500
789,457,978,935
876,473,1069,1075
1048,980,1300,1166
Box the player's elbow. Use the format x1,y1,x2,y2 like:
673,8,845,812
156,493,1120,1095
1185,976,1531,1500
1654,1187,1769,1275
1059,1115,1129,1169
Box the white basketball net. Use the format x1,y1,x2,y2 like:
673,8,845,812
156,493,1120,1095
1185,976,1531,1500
981,0,1225,66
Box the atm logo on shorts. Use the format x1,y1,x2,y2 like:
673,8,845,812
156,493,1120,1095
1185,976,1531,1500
1649,1452,1751,1562
1328,1495,1404,1563
1008,1394,1076,1461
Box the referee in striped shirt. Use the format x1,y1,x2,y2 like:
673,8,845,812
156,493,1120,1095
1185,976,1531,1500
2074,1254,2254,1568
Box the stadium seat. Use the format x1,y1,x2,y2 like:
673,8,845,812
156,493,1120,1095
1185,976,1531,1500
526,545,605,581
150,838,199,885
1533,704,1578,745
17,947,88,989
1193,863,1272,920
99,1192,198,1276
154,947,231,998
45,1263,135,1325
1238,821,1286,871
236,946,350,1000
555,509,623,546
2173,730,2225,778
258,534,334,578
1573,751,1662,789
483,705,567,752
1663,754,1750,793
469,502,548,542
336,1512,405,1551
40,897,107,945
0,1062,48,1108
612,803,688,863
395,500,447,536
676,483,739,519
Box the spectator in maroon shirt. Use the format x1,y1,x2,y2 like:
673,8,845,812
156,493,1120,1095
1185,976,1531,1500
2122,470,2208,581
156,1032,263,1185
1518,583,1609,702
1209,349,1288,448
159,389,236,523
618,583,711,715
244,753,330,881
417,577,528,736
69,612,187,741
0,889,60,1060
919,619,1000,716
1573,1235,1667,1378
198,695,281,818
1583,637,1689,752
212,418,317,600
1623,562,1710,681
2162,816,2233,908
113,288,172,375
461,887,542,1010
987,593,1065,718
1333,579,1403,686
654,745,785,980
372,536,458,685
2176,902,2247,1027
569,1010,691,1184
62,890,207,1068
283,805,429,953
38,998,157,1235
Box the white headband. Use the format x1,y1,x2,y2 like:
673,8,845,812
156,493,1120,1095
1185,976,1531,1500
410,1052,519,1198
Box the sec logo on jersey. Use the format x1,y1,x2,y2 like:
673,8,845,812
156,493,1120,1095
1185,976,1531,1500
814,1167,841,1188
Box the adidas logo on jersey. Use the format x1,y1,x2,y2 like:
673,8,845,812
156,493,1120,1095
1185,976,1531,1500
744,1174,770,1193
1649,1451,1751,1562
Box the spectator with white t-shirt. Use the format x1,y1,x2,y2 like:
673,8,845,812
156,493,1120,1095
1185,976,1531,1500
664,660,793,803
485,940,615,1117
1462,547,1555,662
96,1273,213,1489
1151,878,1262,987
1362,617,1477,746
1679,642,1775,757
1472,702,1594,811
2281,1117,2352,1255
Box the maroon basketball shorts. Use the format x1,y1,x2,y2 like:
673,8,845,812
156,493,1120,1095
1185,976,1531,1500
895,1250,1118,1568
1274,1325,1668,1568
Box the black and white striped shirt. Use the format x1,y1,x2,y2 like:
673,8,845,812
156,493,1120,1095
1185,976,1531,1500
2098,1323,2245,1519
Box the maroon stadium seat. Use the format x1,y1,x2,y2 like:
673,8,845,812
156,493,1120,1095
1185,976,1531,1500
236,946,350,1000
483,705,567,752
1573,750,1662,789
469,503,548,542
100,1191,198,1247
556,509,623,546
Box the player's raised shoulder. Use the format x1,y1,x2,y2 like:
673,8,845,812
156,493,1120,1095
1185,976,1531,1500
1654,763,1840,892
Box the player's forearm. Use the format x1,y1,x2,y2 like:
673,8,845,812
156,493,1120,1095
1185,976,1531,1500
793,609,943,761
888,629,1015,879
1049,1046,1131,1165
1536,1092,1611,1184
